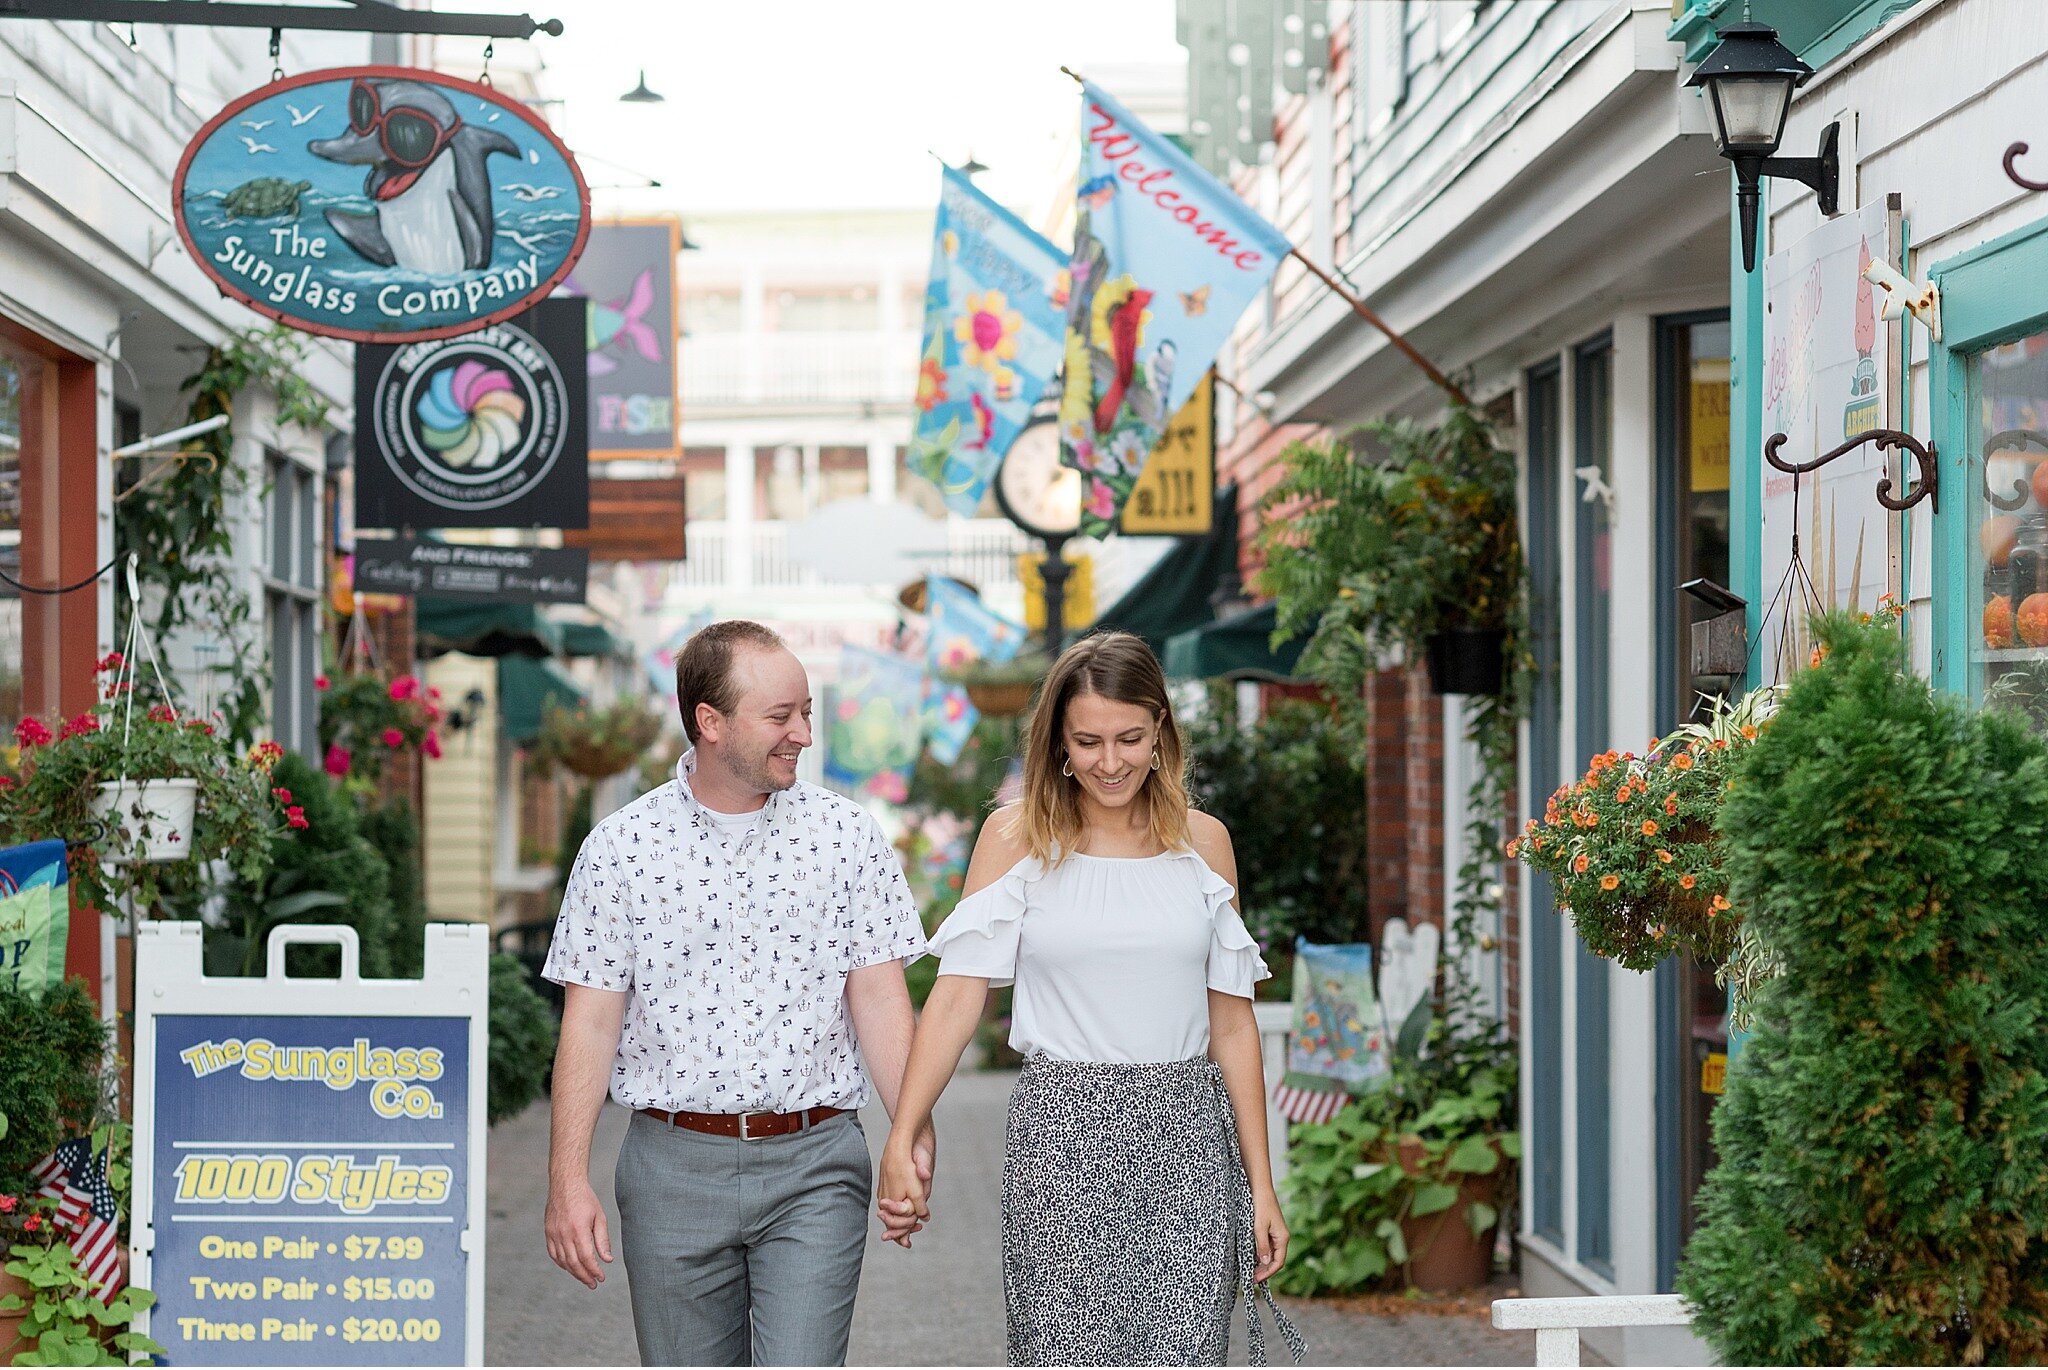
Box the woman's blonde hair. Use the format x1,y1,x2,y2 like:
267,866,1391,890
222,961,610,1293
1010,631,1192,863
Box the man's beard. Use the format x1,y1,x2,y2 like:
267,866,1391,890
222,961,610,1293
716,741,796,795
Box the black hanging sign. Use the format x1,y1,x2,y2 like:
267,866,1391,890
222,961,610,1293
353,537,588,603
354,296,590,529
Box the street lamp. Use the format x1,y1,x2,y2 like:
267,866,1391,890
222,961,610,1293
619,69,664,104
993,415,1083,658
1686,22,1840,271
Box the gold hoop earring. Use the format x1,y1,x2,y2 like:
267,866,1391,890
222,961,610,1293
1061,758,1073,778
1150,750,1161,771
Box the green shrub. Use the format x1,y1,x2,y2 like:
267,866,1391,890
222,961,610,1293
359,798,425,978
0,980,107,1214
1678,614,2048,1363
1184,697,1369,948
488,953,557,1125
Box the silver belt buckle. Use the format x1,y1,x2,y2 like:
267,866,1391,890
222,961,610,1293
738,1111,765,1141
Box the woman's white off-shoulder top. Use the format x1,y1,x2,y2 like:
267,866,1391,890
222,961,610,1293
926,848,1270,1063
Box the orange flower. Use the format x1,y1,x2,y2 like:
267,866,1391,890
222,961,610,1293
1679,873,1697,890
1600,874,1620,891
1712,739,1729,751
1665,798,1679,816
1656,849,1674,864
1673,753,1695,771
1648,736,1661,751
1573,854,1589,874
1641,819,1659,836
1740,725,1758,741
1712,894,1732,912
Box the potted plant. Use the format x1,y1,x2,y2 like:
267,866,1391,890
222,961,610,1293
1508,684,1780,972
315,668,443,786
945,650,1051,719
1257,405,1523,698
532,698,663,780
0,662,295,916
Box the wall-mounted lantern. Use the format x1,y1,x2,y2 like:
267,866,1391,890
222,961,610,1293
1686,22,1841,271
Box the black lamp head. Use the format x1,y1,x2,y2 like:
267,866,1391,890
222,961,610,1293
620,69,664,104
1686,21,1812,159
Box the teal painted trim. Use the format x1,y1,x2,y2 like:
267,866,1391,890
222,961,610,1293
1730,170,1767,688
1927,213,2048,696
1670,0,1914,66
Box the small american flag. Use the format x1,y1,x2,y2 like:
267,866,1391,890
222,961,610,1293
1271,1081,1350,1126
29,1137,123,1299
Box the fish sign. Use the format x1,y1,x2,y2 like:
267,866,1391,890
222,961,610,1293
173,66,590,344
561,218,681,457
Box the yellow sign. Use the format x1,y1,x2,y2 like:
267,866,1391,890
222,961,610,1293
1120,372,1215,535
1700,1051,1727,1097
1690,357,1730,494
1018,552,1094,632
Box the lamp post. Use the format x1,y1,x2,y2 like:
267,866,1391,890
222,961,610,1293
1685,22,1840,271
992,414,1084,659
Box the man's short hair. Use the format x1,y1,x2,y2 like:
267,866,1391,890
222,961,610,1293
675,620,786,744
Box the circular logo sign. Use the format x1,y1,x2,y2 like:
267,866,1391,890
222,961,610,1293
173,65,590,344
370,322,570,513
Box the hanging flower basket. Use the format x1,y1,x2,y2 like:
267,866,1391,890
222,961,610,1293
533,699,664,780
946,651,1051,720
1424,627,1507,696
963,681,1036,718
91,778,199,864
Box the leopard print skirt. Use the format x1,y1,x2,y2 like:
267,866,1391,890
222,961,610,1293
1001,1055,1306,1367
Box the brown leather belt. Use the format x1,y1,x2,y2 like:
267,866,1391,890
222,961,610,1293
637,1104,845,1140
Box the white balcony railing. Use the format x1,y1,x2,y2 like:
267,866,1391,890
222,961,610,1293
681,331,921,407
674,518,1030,594
1491,1294,1694,1367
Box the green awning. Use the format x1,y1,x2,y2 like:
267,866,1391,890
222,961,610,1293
560,621,624,659
497,655,587,744
1090,484,1239,657
416,600,564,659
1162,602,1308,682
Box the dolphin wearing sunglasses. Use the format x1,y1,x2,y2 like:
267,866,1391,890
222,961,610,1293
310,77,518,275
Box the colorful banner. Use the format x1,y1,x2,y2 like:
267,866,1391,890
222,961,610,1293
925,576,1026,673
173,66,588,344
825,647,926,800
920,680,978,767
909,169,1069,517
1059,82,1289,536
1121,372,1216,535
1285,939,1389,1097
0,838,68,997
561,219,680,456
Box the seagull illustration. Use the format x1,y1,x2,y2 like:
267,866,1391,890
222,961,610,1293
502,229,555,252
287,102,323,127
239,118,273,131
239,136,277,154
1575,464,1616,513
505,182,564,202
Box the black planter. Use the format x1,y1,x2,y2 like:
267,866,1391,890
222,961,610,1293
1424,627,1506,695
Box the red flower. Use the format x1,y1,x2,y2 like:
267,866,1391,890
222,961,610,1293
58,713,100,740
22,1213,40,1233
324,744,352,777
422,730,443,760
285,806,309,830
381,727,405,749
389,675,421,702
148,704,178,723
14,718,52,748
186,720,215,736
249,740,285,769
272,787,293,804
94,651,125,675
0,1193,16,1213
315,674,331,692
0,776,13,790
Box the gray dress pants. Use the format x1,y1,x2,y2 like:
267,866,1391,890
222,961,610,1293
614,1109,873,1367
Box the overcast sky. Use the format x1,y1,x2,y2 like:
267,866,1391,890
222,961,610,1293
525,0,1182,219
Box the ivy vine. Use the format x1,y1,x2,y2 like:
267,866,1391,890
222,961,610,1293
114,326,332,745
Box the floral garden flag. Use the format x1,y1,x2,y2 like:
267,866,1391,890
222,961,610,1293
825,646,927,802
1060,82,1290,536
921,679,978,768
909,168,1069,517
921,577,1026,767
0,839,69,997
1275,938,1391,1124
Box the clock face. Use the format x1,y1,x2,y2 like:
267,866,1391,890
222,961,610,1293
995,417,1082,539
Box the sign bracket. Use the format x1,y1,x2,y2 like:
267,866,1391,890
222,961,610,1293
0,0,563,39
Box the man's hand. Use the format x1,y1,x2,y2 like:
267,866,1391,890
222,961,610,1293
876,1137,930,1249
545,1177,614,1288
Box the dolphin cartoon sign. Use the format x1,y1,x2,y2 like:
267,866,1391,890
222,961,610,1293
173,66,590,344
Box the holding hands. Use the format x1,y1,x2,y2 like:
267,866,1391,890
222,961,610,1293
876,1121,936,1247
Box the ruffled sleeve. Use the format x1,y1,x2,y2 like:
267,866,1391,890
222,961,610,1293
926,857,1042,988
1197,858,1272,999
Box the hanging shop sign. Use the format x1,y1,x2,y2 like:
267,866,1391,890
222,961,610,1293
1119,372,1216,536
131,922,489,1366
352,537,588,604
173,66,590,344
354,297,589,530
562,476,687,562
563,219,682,457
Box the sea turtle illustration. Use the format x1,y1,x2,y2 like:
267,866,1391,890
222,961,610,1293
221,177,312,220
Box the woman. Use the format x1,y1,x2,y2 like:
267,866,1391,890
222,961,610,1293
877,631,1304,1367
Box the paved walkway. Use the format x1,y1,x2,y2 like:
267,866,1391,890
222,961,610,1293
486,1071,1536,1366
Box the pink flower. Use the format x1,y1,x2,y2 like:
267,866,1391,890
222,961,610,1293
314,674,331,692
272,787,293,804
0,1193,16,1213
59,713,99,740
14,718,51,748
285,806,309,830
428,687,443,702
23,1213,40,1233
1086,476,1118,522
381,727,404,749
324,743,352,777
94,651,125,675
422,730,443,760
388,675,421,702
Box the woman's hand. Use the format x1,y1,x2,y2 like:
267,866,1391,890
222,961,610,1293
875,1136,930,1249
1251,1188,1289,1282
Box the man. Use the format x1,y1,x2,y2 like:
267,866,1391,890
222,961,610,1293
542,619,934,1366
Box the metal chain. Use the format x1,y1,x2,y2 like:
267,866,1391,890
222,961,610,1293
479,39,494,87
268,27,283,82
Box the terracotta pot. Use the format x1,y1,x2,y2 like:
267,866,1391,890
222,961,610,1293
1,1266,32,1360
1393,1135,1505,1293
964,680,1036,718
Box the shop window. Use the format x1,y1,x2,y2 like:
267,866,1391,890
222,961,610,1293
818,445,870,506
1524,357,1565,1249
1972,328,2048,726
0,349,21,723
0,330,96,724
683,290,742,334
264,448,320,758
682,447,728,522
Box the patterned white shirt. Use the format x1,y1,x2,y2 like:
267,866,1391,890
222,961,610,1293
542,750,926,1113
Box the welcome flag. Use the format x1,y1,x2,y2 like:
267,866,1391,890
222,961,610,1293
909,169,1070,517
0,839,68,997
1060,82,1290,536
